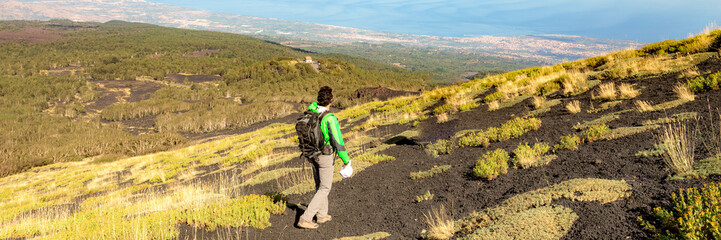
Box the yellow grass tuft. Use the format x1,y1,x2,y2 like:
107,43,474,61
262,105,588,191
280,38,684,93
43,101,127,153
560,72,588,96
618,83,640,99
634,100,655,112
674,83,695,101
487,101,500,111
596,82,617,100
658,122,695,174
565,100,581,114
436,113,450,123
532,96,546,109
424,204,455,240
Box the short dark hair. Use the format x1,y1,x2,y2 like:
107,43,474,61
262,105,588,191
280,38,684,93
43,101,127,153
317,86,333,106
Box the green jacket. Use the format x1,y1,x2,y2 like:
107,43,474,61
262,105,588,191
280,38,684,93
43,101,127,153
308,102,350,164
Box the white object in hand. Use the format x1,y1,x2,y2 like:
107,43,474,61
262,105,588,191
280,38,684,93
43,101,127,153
340,161,353,178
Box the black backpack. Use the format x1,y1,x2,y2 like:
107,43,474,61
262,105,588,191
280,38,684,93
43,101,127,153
296,110,329,159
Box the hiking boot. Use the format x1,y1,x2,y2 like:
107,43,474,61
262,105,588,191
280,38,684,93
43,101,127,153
317,215,332,224
297,218,319,229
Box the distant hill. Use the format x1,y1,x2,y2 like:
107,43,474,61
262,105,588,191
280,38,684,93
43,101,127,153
0,0,643,65
0,20,426,177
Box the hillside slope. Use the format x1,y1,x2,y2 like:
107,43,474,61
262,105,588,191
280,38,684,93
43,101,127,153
0,20,426,177
1,27,720,239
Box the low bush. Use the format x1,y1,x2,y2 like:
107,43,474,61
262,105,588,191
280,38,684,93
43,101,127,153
639,182,721,239
686,71,721,93
432,104,454,115
459,102,480,112
428,117,540,156
485,117,542,142
554,134,581,151
473,149,509,180
416,190,434,203
484,92,505,103
457,132,490,148
513,142,552,168
636,29,721,56
537,81,561,95
410,165,451,180
581,124,610,142
425,139,456,157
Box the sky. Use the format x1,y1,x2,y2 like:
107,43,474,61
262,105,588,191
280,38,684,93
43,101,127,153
149,0,721,42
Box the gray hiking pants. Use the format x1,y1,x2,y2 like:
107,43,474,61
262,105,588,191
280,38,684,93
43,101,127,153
301,154,334,222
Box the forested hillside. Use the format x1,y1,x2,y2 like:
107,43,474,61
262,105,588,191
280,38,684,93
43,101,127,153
0,20,426,177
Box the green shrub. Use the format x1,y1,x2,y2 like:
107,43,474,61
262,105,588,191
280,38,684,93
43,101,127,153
473,149,509,180
687,71,721,93
432,103,454,115
554,134,581,151
425,139,456,157
459,102,480,112
484,92,505,103
585,56,609,69
513,142,552,168
581,124,610,142
636,30,721,57
639,182,721,239
415,190,434,203
537,81,561,95
486,117,542,142
457,132,490,148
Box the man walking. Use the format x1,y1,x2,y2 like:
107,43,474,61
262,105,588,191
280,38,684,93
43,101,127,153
298,86,351,229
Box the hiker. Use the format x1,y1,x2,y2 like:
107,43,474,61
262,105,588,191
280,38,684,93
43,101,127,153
297,86,351,229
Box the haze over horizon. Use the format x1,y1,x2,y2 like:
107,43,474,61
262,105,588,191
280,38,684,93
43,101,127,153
150,0,720,42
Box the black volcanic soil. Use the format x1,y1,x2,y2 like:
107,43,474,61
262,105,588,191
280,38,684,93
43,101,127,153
85,79,165,112
176,56,721,239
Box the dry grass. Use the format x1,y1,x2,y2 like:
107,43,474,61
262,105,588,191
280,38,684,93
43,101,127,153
487,101,500,111
595,82,617,100
560,72,589,96
565,100,581,114
497,81,521,97
674,83,695,101
436,113,451,123
679,67,701,79
424,204,455,240
618,83,640,99
658,122,696,175
532,96,546,109
635,100,655,112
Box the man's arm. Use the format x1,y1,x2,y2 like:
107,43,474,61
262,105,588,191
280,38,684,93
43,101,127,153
326,114,350,165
